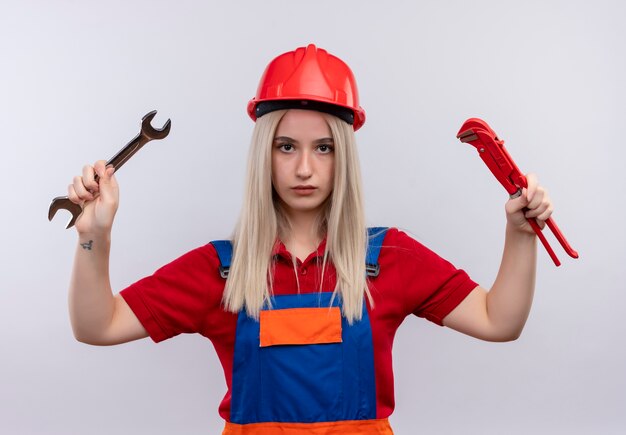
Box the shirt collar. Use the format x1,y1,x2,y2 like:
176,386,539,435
272,237,328,262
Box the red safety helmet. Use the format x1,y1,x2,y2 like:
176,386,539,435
247,44,366,131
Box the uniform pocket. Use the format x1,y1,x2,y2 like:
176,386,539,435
259,306,344,423
260,307,342,347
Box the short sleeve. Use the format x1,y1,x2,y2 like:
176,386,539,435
384,228,479,326
120,244,226,343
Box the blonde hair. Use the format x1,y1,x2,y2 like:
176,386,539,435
223,110,371,323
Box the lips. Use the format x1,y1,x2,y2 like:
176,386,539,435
292,185,317,195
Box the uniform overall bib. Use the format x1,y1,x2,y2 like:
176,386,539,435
213,229,393,434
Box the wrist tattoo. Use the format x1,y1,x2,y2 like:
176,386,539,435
80,240,94,251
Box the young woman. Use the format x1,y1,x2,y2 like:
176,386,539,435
67,44,553,434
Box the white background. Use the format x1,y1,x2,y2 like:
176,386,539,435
1,1,624,434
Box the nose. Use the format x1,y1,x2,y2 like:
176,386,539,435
296,150,312,179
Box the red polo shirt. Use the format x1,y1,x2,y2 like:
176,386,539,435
120,227,478,421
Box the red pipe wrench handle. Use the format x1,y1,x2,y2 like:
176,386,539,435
514,183,579,265
527,216,561,266
546,217,579,259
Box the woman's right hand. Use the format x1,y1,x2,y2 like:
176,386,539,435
67,160,119,235
67,161,147,345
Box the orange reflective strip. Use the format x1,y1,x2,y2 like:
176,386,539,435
223,418,394,435
259,307,342,347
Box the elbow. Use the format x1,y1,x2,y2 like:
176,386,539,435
72,326,107,346
489,327,523,342
484,314,527,342
493,334,520,343
71,321,89,344
72,329,95,345
74,334,111,346
71,323,87,343
69,312,113,345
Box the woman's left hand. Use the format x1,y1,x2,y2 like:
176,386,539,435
504,173,554,234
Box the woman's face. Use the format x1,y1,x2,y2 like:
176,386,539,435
271,109,335,219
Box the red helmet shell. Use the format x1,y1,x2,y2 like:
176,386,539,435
247,44,366,131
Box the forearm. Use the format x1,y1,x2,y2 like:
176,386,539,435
68,232,116,343
443,174,551,341
486,223,537,339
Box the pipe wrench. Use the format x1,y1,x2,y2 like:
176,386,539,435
457,118,578,266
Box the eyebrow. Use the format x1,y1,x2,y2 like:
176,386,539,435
273,136,334,144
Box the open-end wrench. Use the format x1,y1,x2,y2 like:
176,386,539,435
48,110,171,229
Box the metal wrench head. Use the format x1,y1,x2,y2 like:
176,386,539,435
457,118,499,141
48,196,83,229
457,128,479,143
141,110,171,140
457,118,504,146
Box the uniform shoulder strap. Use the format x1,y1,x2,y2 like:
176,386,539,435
366,227,389,277
210,227,389,280
209,240,233,279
